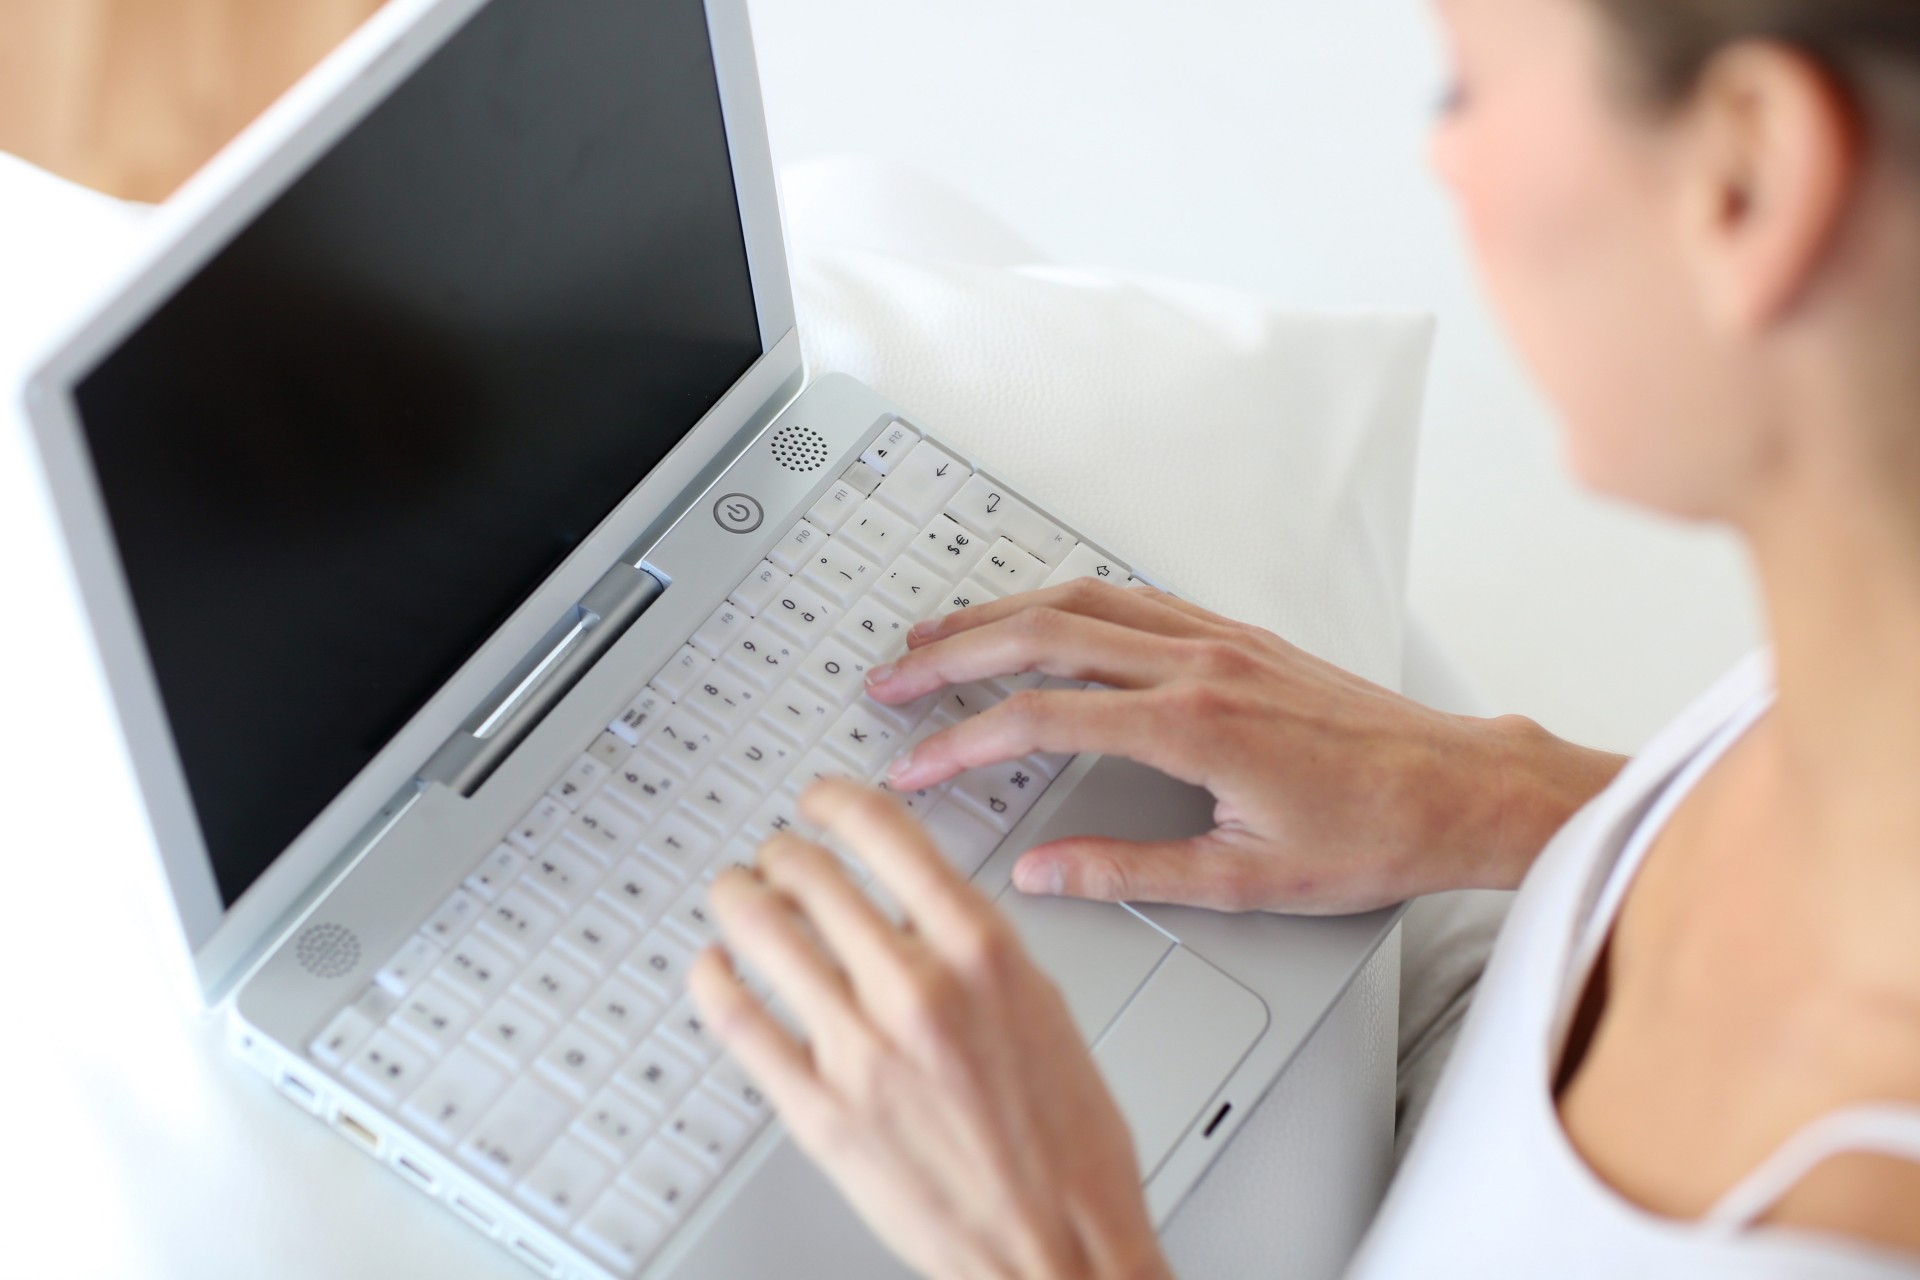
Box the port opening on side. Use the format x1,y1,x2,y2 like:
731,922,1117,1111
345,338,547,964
451,1195,498,1235
393,1151,438,1192
277,1072,319,1111
332,1110,381,1153
511,1236,561,1276
1202,1101,1233,1139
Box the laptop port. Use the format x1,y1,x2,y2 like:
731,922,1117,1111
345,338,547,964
393,1152,437,1192
451,1195,498,1235
511,1237,561,1276
333,1110,381,1153
277,1072,319,1112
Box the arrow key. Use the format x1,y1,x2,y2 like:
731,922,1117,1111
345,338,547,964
872,439,969,525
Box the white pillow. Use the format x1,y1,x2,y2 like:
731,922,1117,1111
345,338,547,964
791,242,1433,689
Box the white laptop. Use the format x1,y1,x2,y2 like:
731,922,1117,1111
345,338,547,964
18,0,1399,1275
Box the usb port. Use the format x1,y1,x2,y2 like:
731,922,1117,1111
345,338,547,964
512,1237,560,1276
451,1195,498,1235
333,1111,381,1153
393,1152,437,1192
277,1072,319,1111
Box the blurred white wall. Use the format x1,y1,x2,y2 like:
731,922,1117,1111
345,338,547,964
746,0,1762,754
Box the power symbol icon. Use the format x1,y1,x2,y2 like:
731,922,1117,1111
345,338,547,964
713,493,765,534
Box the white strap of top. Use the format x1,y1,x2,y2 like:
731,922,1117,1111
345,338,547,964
1703,1104,1920,1232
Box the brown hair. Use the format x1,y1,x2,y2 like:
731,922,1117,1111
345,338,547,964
1589,0,1920,148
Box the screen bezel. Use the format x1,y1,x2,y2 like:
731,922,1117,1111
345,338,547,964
18,0,802,1000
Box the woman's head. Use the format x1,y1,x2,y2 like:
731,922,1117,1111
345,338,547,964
1430,0,1920,526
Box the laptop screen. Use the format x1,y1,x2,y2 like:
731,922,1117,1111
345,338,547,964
72,0,762,909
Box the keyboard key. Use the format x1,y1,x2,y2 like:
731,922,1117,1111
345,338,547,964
614,1036,701,1116
729,560,788,615
837,599,914,664
521,841,600,913
646,711,721,777
779,746,859,800
976,537,1049,595
759,681,837,748
682,670,762,736
467,995,555,1072
909,513,989,578
345,1028,431,1107
460,1076,571,1188
943,577,1004,615
637,813,718,881
609,687,671,746
821,703,909,777
374,933,442,998
871,439,969,526
422,887,484,948
800,540,881,605
875,778,946,823
720,619,804,691
310,1004,377,1069
598,857,678,930
1042,540,1128,588
951,761,1049,832
716,726,798,788
658,995,721,1066
578,975,663,1052
437,932,515,1007
766,518,828,575
512,949,596,1023
796,636,875,707
930,681,1002,722
841,458,883,495
741,789,811,844
401,1046,507,1148
549,754,610,813
620,1139,712,1223
573,1085,658,1164
663,1090,756,1171
507,795,569,855
873,555,949,620
535,1022,622,1102
565,798,640,866
919,802,1004,880
759,580,838,648
650,646,710,702
602,761,681,826
804,477,865,534
836,498,916,566
704,1056,772,1123
859,420,918,474
689,600,751,659
947,475,1074,562
662,883,719,947
573,1185,670,1274
622,931,698,1000
477,888,561,960
554,903,636,977
586,730,632,769
464,844,526,901
517,1133,614,1228
391,980,478,1057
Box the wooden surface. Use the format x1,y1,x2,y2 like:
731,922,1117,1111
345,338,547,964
0,0,385,201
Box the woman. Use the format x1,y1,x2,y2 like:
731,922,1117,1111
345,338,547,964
687,0,1920,1275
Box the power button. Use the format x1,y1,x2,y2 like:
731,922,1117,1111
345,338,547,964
713,493,764,535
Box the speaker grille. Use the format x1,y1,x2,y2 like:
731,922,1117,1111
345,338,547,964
294,923,361,979
768,425,828,473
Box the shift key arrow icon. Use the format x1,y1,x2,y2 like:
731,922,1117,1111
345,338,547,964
934,464,949,477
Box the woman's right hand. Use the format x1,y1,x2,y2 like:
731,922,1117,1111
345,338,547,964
866,580,1624,915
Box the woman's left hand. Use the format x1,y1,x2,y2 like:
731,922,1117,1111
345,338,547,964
688,778,1173,1280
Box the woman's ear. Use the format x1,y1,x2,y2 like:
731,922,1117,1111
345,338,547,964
1675,41,1863,334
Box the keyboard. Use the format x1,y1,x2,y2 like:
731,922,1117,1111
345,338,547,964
301,421,1137,1277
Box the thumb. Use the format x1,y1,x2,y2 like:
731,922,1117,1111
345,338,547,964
1011,833,1250,912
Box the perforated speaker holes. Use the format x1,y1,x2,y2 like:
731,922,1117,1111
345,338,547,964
294,923,361,979
768,425,829,473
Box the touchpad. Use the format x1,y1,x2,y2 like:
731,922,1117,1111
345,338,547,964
993,888,1172,1041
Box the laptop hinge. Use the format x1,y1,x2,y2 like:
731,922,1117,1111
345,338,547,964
418,561,665,797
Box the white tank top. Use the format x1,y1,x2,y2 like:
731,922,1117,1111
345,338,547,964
1350,653,1920,1277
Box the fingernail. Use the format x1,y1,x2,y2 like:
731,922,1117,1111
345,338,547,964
886,752,916,783
907,619,940,644
865,661,896,686
1014,859,1064,896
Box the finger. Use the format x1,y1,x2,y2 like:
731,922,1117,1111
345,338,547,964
797,779,986,948
758,832,911,998
884,687,1199,791
688,946,827,1118
865,609,1190,704
905,577,1228,650
707,868,865,1040
1011,832,1259,912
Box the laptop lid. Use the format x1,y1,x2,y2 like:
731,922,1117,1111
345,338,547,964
19,0,802,1001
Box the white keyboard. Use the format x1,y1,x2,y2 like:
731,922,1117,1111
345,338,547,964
304,422,1134,1277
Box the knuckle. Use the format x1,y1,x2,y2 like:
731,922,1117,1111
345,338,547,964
1187,638,1251,680
1076,849,1132,901
1060,577,1110,609
949,912,1017,984
998,688,1050,731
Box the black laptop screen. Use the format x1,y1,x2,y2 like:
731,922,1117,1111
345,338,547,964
73,0,763,908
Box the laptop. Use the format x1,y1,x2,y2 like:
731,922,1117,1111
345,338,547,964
18,0,1400,1275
